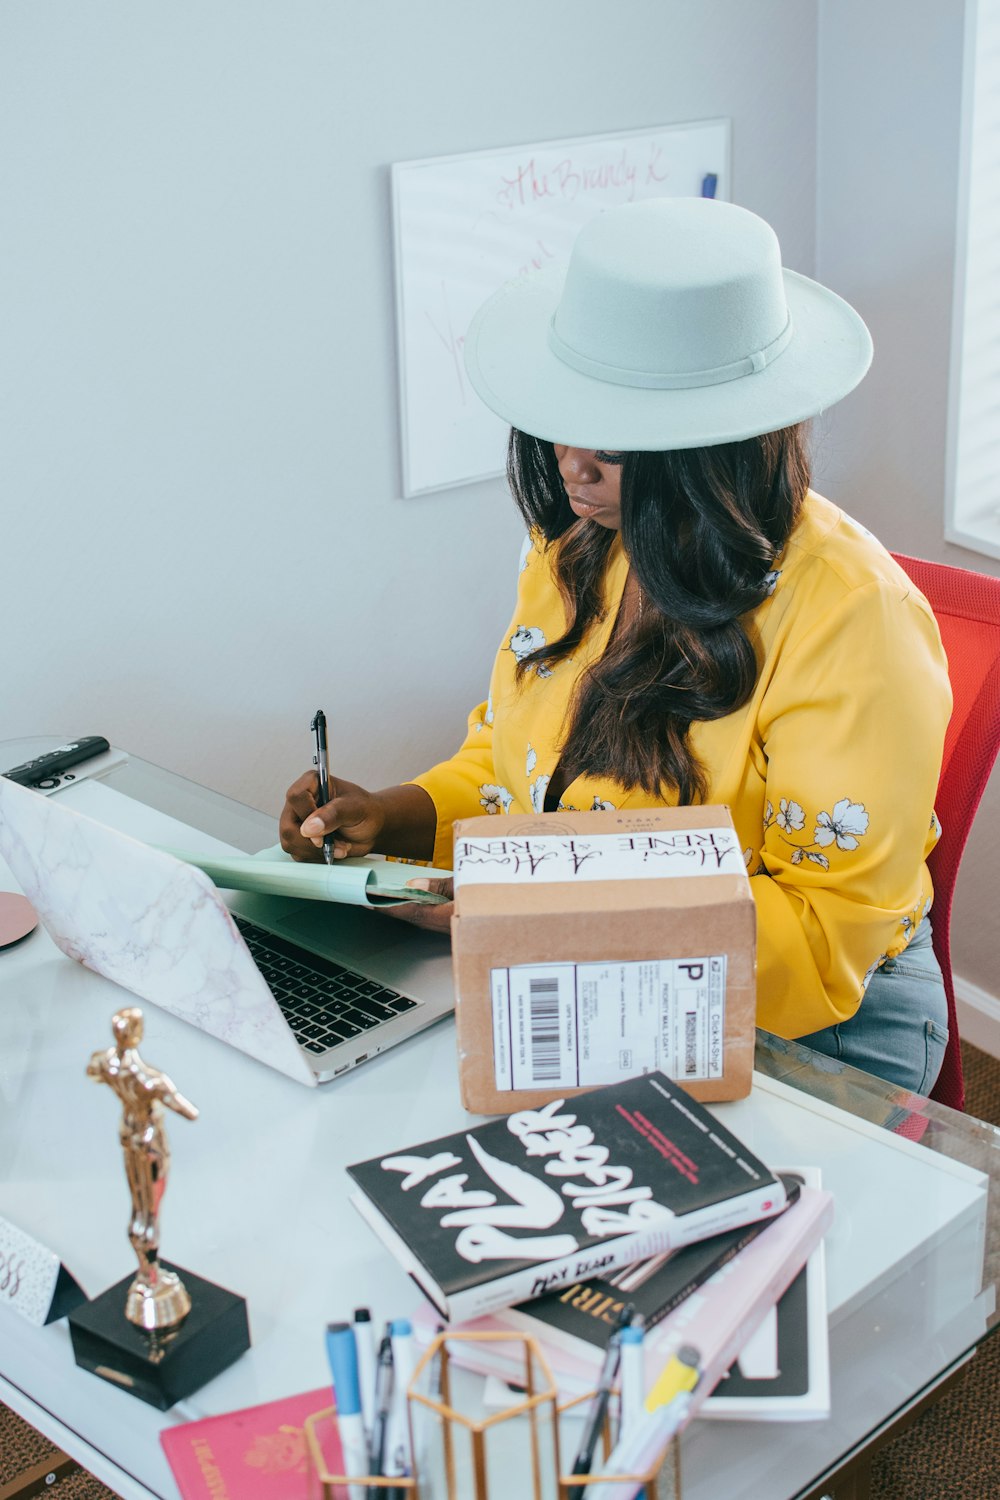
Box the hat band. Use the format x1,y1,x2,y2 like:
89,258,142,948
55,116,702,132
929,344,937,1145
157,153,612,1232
547,311,794,390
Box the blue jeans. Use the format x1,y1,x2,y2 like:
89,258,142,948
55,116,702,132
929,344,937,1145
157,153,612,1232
797,918,949,1095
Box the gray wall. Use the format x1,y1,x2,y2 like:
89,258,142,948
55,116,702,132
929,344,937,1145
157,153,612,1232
813,0,998,998
1,0,817,811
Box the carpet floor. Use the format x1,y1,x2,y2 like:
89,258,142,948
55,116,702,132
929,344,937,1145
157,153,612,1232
868,1038,1000,1500
3,1038,999,1499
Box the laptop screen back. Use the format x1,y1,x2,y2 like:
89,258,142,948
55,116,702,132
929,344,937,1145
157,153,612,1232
0,776,315,1085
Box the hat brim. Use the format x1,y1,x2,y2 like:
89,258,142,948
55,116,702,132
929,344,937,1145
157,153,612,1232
463,265,873,451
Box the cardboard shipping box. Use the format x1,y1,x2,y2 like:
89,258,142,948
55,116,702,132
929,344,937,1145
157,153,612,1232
451,805,756,1114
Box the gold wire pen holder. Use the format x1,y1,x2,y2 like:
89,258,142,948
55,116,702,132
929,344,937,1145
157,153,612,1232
304,1330,678,1500
407,1330,560,1499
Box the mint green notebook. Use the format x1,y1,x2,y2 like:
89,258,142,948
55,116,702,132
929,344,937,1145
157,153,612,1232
160,844,452,908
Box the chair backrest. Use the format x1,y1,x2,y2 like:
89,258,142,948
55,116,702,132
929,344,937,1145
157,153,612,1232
891,553,1000,1110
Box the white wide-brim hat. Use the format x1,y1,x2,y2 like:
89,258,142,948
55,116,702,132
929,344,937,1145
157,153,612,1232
463,197,873,451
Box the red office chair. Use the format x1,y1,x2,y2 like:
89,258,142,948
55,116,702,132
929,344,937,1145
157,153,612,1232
891,553,1000,1111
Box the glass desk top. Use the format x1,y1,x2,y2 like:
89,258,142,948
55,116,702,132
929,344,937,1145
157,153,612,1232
1,740,998,1500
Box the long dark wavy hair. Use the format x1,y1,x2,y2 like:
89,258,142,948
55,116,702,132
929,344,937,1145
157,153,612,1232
507,425,811,804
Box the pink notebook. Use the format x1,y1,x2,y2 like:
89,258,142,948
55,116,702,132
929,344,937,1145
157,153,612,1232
160,1386,341,1499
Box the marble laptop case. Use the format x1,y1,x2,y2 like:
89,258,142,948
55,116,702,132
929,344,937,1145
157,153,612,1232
0,774,454,1087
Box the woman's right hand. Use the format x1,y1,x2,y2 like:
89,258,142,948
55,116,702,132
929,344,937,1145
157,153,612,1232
279,771,387,863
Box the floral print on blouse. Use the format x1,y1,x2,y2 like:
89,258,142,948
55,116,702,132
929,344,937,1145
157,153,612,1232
412,492,951,1039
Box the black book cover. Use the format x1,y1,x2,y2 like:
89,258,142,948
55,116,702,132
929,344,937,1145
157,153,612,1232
716,1263,811,1399
347,1071,782,1307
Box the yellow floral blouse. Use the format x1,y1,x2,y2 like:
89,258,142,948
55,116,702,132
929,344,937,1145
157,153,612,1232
412,492,952,1039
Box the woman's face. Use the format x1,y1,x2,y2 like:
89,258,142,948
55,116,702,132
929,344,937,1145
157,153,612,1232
553,446,625,530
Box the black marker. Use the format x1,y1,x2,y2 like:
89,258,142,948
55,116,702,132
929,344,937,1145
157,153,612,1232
1,737,110,789
369,1329,395,1496
310,710,334,865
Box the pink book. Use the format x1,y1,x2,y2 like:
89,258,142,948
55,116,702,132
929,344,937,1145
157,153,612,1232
413,1183,834,1417
160,1386,341,1500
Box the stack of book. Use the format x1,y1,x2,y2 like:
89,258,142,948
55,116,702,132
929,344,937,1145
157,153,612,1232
346,1071,833,1423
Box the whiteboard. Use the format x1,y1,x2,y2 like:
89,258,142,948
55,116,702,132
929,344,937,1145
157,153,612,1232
392,119,730,496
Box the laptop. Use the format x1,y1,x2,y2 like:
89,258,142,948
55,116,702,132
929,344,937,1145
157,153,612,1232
0,774,455,1086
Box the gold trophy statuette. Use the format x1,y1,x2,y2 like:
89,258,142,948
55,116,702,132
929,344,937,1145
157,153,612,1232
87,1007,199,1331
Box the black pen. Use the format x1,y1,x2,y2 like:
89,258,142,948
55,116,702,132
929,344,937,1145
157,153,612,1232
567,1304,634,1500
310,709,334,865
428,1324,446,1403
369,1329,395,1497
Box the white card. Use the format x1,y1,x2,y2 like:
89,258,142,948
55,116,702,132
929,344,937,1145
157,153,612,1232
0,1214,86,1326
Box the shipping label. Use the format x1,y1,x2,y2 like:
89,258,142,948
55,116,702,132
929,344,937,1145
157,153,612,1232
491,956,727,1091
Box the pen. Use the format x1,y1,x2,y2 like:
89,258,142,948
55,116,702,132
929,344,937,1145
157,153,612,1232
592,1343,702,1500
385,1317,416,1481
567,1305,634,1500
619,1322,645,1440
369,1328,395,1497
325,1322,368,1500
428,1324,446,1402
410,1322,444,1485
353,1307,377,1449
311,708,334,865
618,1322,646,1500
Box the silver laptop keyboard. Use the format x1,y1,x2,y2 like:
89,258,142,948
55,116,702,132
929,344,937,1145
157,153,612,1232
232,914,418,1055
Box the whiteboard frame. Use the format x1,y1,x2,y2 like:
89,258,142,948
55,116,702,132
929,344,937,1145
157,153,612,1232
391,118,731,497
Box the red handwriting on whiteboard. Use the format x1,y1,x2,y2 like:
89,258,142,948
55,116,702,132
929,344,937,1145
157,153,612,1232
497,148,642,209
425,281,468,402
645,142,669,184
514,238,556,281
496,157,557,208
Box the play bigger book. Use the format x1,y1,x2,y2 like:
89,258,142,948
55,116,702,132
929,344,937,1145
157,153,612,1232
346,1072,787,1322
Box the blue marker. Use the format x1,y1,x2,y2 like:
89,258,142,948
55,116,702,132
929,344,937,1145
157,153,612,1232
619,1323,646,1437
385,1317,416,1481
701,173,718,199
326,1322,369,1499
619,1323,647,1499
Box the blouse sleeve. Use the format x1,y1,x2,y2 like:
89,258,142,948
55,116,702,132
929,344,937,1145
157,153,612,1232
408,535,535,869
409,696,499,869
751,578,951,1038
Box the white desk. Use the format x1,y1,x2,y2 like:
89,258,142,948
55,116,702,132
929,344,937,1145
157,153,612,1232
1,746,998,1500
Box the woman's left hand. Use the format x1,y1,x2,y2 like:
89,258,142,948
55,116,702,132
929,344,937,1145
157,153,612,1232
384,876,454,933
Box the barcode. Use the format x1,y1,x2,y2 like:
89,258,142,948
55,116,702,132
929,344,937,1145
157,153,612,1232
684,1012,697,1074
529,977,561,1081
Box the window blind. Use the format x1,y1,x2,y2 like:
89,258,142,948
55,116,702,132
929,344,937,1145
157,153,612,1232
948,0,1000,557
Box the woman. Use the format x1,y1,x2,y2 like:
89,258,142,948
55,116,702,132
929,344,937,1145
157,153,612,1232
280,198,952,1094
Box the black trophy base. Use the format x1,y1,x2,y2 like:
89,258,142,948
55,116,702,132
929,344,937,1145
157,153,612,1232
68,1263,250,1410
